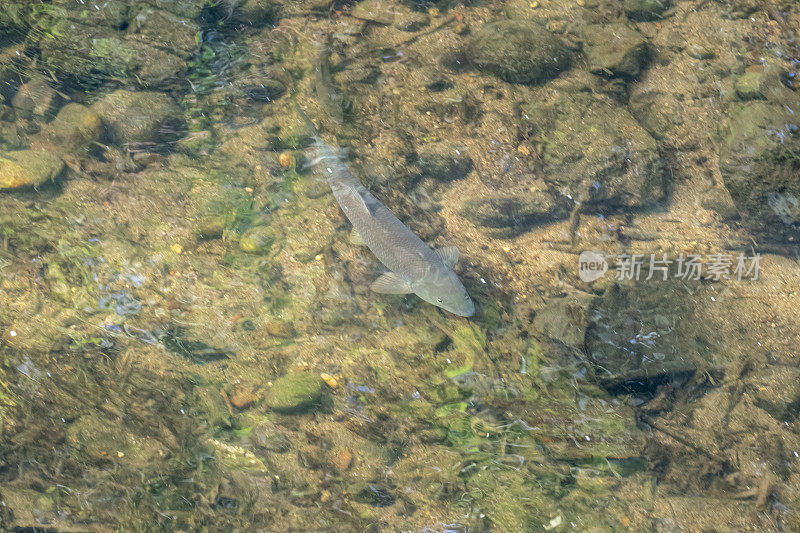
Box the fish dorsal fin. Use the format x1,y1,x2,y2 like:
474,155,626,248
371,272,412,294
354,187,378,216
349,228,366,246
436,246,459,268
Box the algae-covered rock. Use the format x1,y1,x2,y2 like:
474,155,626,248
526,92,664,208
584,23,651,79
67,415,163,467
37,103,101,152
534,291,596,349
92,90,182,146
735,71,765,100
625,0,670,21
733,66,789,102
718,90,800,242
36,20,187,87
467,20,571,84
0,150,64,189
129,7,200,58
265,372,328,413
92,36,186,86
415,142,472,181
239,225,275,254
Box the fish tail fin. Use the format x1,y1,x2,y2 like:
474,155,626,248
291,100,319,139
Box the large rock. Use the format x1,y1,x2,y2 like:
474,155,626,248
37,103,102,153
718,71,800,242
35,14,188,87
10,75,58,119
585,281,710,393
92,90,182,146
467,20,572,84
584,23,651,79
0,150,64,189
461,191,568,231
129,7,200,58
526,92,664,208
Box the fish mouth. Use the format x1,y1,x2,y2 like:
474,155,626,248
450,301,475,317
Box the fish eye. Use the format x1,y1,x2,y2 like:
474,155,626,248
437,298,443,303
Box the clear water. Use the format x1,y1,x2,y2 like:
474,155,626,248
1,0,799,530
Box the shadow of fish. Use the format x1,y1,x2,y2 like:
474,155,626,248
313,36,346,125
298,109,474,316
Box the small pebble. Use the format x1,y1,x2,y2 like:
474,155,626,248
279,152,294,168
321,372,339,389
332,449,353,471
231,390,257,410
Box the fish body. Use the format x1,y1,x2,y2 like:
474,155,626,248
307,135,474,317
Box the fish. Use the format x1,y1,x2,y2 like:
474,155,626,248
297,107,474,317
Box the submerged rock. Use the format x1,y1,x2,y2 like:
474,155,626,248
352,483,396,507
628,89,683,140
733,66,790,102
226,0,281,24
467,20,572,84
37,21,188,87
584,23,651,79
534,291,596,349
526,92,664,208
625,0,671,21
415,142,472,181
129,7,200,58
10,75,58,119
0,149,64,189
92,90,182,146
395,11,430,32
585,281,709,393
461,192,567,230
37,103,101,153
718,76,800,242
239,225,275,254
265,372,328,413
351,0,395,25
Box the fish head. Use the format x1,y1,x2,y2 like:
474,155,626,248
415,270,475,317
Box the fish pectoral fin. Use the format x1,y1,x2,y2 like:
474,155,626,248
370,272,412,294
435,246,460,268
349,228,366,246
